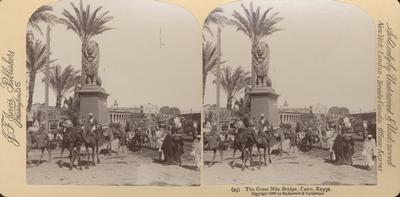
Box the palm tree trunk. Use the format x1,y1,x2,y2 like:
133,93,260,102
27,72,37,112
202,73,207,104
226,96,232,109
56,94,62,109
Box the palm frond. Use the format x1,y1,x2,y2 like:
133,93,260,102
229,3,283,43
219,66,250,107
26,40,55,74
45,64,80,106
61,0,113,42
204,7,228,36
28,5,59,34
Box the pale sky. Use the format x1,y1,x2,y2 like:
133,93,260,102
31,0,201,112
204,0,377,113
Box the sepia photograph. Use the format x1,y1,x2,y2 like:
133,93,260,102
1,0,400,196
25,0,201,186
202,0,377,185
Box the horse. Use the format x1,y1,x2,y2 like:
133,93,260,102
254,127,274,168
230,128,256,170
298,129,320,151
128,131,149,152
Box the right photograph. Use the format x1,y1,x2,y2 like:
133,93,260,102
202,0,377,185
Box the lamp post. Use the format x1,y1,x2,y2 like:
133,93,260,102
45,25,50,132
216,27,221,133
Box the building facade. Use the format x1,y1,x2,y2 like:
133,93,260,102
279,107,313,126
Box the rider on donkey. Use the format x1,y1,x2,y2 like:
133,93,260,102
255,114,269,141
258,114,268,132
87,113,97,132
84,113,98,143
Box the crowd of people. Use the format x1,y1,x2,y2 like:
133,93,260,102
323,115,377,170
204,113,377,171
27,113,202,171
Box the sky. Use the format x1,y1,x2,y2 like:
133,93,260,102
203,0,377,113
30,0,202,112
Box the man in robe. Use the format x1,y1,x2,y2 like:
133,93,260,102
162,128,173,165
258,114,267,132
36,121,51,165
332,130,344,165
342,130,355,165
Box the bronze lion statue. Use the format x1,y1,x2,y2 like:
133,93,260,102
82,40,102,86
252,42,271,87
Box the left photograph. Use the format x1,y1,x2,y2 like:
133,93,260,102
26,0,201,186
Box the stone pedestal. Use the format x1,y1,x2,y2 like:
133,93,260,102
77,85,109,126
248,86,280,126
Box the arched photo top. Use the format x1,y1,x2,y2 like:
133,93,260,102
26,0,201,186
202,0,377,186
203,0,376,111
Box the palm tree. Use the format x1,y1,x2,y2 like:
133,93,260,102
220,66,251,109
26,40,55,111
234,97,250,117
204,8,228,131
60,0,113,82
45,65,80,109
229,2,283,83
63,95,80,122
202,41,227,102
204,8,228,36
28,5,59,34
26,6,59,112
60,1,113,43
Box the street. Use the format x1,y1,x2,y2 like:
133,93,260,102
27,139,200,186
203,140,376,185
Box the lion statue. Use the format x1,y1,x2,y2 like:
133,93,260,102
252,42,271,87
82,40,101,86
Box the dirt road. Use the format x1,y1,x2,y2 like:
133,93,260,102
27,140,200,186
203,141,376,185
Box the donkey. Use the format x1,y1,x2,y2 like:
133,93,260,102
82,124,104,168
254,126,274,168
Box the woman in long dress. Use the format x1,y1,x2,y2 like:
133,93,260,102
191,134,201,171
362,134,376,170
326,126,337,162
156,127,165,162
